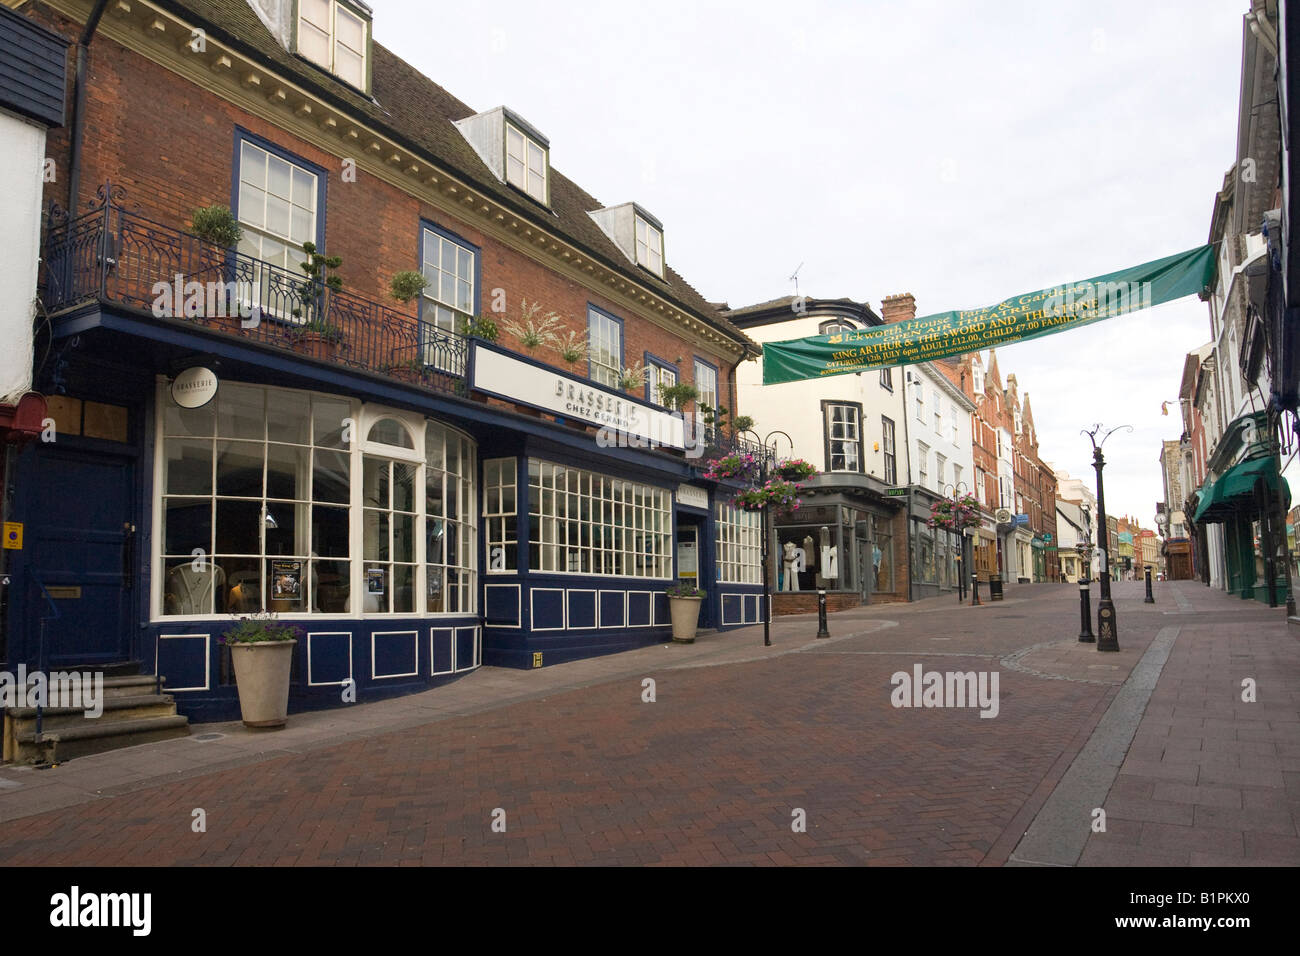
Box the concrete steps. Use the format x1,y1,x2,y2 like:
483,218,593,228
2,674,190,764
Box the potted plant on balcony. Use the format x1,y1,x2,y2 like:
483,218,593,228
460,315,499,342
382,357,428,385
389,270,428,305
191,204,243,248
703,451,760,482
502,299,563,353
187,205,243,325
221,613,302,729
556,329,587,366
617,362,647,392
658,382,698,412
665,582,705,643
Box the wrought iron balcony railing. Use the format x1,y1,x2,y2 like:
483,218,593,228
39,191,467,395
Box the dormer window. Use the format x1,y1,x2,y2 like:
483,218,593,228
506,122,547,203
820,319,854,335
635,214,663,277
298,0,368,90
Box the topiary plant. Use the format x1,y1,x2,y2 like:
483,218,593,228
389,270,429,304
191,205,242,247
659,382,699,412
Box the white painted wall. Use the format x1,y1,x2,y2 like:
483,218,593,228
902,363,974,494
0,110,46,405
736,315,906,481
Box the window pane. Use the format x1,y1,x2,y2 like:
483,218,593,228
313,397,351,448
218,383,266,439
216,441,263,497
164,498,211,555
266,443,308,500
215,499,261,554
312,449,350,504
312,504,349,558
165,439,212,495
267,389,311,444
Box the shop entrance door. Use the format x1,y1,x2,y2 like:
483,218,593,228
13,444,136,668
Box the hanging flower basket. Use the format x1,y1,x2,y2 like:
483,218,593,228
703,452,760,482
929,494,982,532
775,457,818,481
735,478,802,512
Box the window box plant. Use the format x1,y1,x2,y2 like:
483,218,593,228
221,613,302,729
665,582,704,643
289,318,346,362
658,383,698,412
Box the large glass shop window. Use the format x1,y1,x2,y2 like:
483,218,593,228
527,460,670,577
716,502,762,584
162,384,351,616
158,382,475,617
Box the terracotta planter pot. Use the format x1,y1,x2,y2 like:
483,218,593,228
668,596,703,643
229,639,296,728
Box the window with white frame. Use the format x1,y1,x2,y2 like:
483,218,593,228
881,416,897,484
936,453,947,488
973,363,984,393
825,403,861,472
820,319,854,335
156,383,477,618
934,392,942,436
483,458,518,572
527,460,671,577
951,405,958,444
423,424,477,613
917,441,930,487
236,139,318,274
635,214,664,277
915,386,925,422
694,360,718,429
647,361,677,406
588,307,622,388
880,367,893,391
506,122,547,203
298,0,368,89
953,464,963,492
716,502,762,584
421,227,476,334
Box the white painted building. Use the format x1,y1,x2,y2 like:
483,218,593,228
729,296,911,605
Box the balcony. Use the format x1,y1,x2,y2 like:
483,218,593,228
39,194,467,396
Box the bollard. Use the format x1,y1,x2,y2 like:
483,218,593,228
970,571,981,606
816,588,830,638
1079,579,1095,642
1144,567,1155,604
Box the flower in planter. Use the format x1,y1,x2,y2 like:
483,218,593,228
220,612,304,645
775,457,818,481
556,329,587,365
703,452,760,482
665,583,704,598
735,477,803,511
501,299,564,350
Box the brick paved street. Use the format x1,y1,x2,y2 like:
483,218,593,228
0,580,1296,866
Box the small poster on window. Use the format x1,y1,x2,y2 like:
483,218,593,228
366,567,385,595
271,560,302,603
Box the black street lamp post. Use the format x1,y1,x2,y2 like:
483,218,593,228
740,429,790,648
1083,424,1130,652
942,481,971,603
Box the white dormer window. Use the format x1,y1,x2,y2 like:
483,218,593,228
506,122,547,203
298,0,368,90
635,214,663,277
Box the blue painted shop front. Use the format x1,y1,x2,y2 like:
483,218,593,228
6,308,764,722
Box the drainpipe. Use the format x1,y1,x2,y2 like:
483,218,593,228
66,0,111,217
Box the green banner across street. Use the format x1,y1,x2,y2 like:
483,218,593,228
761,245,1217,385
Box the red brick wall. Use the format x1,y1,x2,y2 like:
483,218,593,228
35,17,738,418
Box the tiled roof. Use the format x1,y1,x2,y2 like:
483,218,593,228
153,0,755,350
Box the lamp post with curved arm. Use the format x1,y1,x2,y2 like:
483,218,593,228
739,429,791,647
1083,424,1131,652
942,481,971,602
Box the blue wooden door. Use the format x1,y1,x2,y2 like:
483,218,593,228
15,445,135,668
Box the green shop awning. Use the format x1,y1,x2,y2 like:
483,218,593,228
1193,456,1291,523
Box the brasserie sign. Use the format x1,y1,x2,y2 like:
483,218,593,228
471,343,686,450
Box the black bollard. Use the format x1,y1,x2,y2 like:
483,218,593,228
1079,578,1095,642
970,571,981,606
1144,567,1155,604
816,588,830,638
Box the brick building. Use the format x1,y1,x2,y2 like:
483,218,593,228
9,0,766,722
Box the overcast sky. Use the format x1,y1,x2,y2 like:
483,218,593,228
377,0,1253,525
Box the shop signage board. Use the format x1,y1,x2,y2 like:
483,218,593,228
761,245,1216,384
170,366,218,408
471,343,686,450
676,484,709,509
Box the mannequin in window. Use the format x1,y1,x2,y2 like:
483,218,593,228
781,540,800,591
165,563,226,615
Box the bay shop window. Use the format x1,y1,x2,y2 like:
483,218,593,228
157,381,475,617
